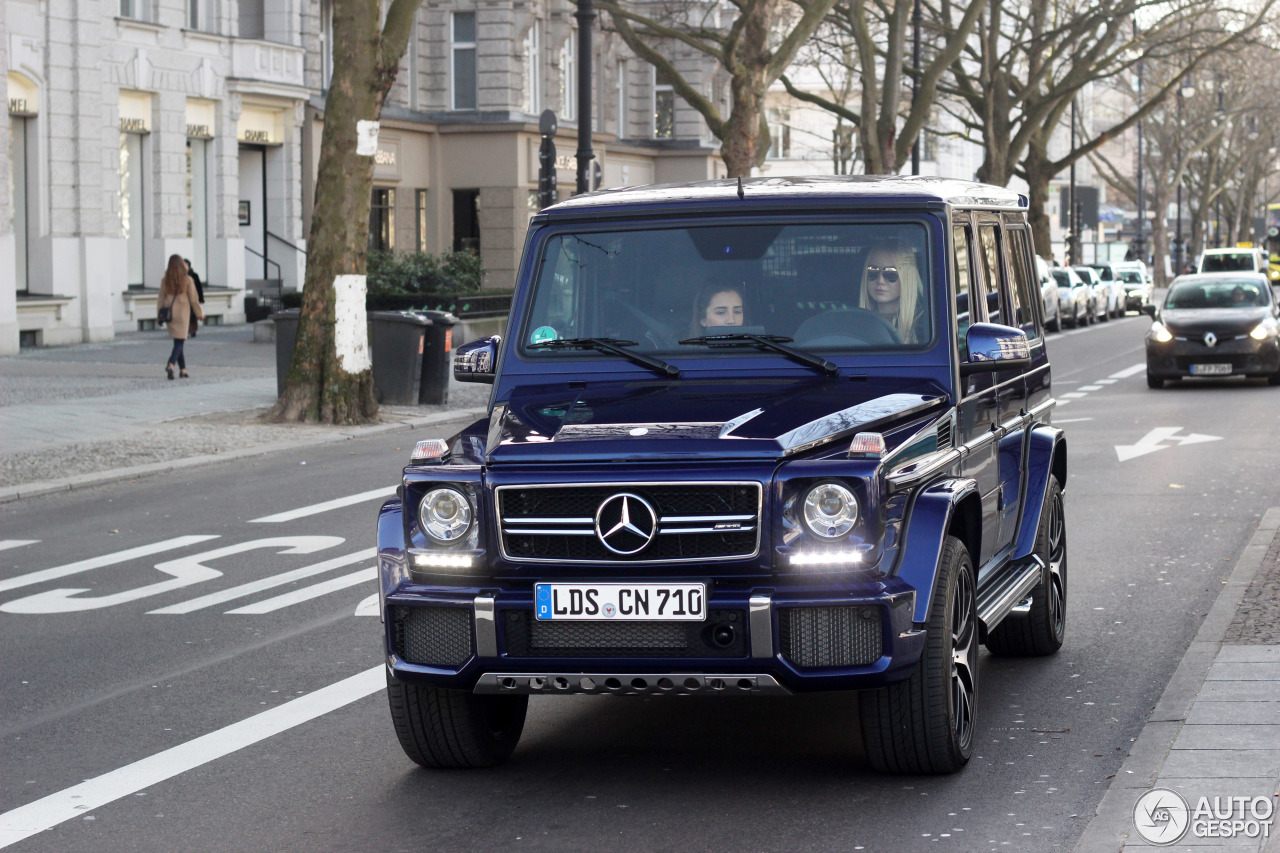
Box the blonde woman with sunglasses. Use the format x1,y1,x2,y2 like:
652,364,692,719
858,243,926,344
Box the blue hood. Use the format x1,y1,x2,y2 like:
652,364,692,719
485,376,945,464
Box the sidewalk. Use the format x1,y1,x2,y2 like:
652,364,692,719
0,324,488,501
1075,508,1280,852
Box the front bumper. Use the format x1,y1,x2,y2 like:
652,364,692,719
384,583,924,695
1146,335,1280,379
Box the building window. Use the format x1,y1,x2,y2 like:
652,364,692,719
239,0,264,38
559,32,577,121
522,22,539,114
616,61,627,137
767,108,791,159
452,12,477,110
370,187,395,252
415,189,428,252
186,138,209,276
187,0,201,29
120,0,147,20
452,189,480,254
653,68,674,139
321,0,334,90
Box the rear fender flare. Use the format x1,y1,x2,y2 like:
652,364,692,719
894,478,979,624
1012,427,1066,561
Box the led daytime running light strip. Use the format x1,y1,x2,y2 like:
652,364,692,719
789,551,862,567
413,553,473,569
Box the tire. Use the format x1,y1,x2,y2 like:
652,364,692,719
1047,309,1061,333
986,477,1067,657
1269,372,1280,386
1146,373,1163,389
859,536,978,774
387,672,528,768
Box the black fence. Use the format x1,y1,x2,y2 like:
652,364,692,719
278,291,511,317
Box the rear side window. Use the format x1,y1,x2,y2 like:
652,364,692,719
952,224,974,355
1005,227,1042,340
977,225,1004,325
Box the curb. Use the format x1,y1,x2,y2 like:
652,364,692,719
1072,507,1280,852
0,407,487,504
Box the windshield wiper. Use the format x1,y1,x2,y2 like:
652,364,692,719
678,333,838,376
528,337,680,378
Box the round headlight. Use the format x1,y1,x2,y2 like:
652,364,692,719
802,482,859,539
418,487,473,544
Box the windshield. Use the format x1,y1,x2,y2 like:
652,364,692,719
1165,280,1271,308
521,221,934,356
1119,271,1143,284
1201,253,1255,272
1051,270,1075,287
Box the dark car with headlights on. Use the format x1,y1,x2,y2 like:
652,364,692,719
377,176,1069,776
1143,273,1280,388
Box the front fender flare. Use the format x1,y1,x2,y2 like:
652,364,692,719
893,478,978,624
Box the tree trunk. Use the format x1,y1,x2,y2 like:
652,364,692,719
1149,183,1171,288
1022,141,1054,260
271,0,415,424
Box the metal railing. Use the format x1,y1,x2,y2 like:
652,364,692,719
244,245,282,281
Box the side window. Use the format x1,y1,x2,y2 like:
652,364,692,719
977,224,1004,325
951,224,973,354
1005,227,1042,341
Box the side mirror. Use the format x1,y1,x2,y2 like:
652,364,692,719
960,323,1031,376
1140,303,1157,317
454,335,500,384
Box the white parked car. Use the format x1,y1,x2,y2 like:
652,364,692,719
1035,257,1062,332
1073,265,1116,321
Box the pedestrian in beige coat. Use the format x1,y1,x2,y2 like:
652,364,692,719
159,253,205,380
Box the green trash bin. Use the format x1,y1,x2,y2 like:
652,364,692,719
417,310,459,405
370,311,429,405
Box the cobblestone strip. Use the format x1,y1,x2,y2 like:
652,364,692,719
1224,531,1280,645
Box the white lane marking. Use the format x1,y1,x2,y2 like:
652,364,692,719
0,540,39,553
1060,392,1088,399
149,548,377,614
1110,363,1146,379
1116,426,1223,462
1054,417,1094,424
355,593,379,616
0,666,384,848
1094,379,1118,384
250,487,396,523
1078,385,1103,391
0,537,220,594
224,567,376,614
1,537,344,614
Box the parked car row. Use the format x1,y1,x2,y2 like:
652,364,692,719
1034,258,1153,332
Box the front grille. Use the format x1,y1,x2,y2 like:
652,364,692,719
779,606,883,668
503,609,747,658
392,605,473,666
498,483,761,563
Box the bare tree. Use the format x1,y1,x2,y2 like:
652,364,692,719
271,0,420,424
942,0,1274,257
598,0,838,176
776,0,987,175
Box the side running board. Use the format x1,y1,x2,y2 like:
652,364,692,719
976,554,1044,632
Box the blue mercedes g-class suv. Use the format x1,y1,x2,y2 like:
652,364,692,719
377,176,1068,775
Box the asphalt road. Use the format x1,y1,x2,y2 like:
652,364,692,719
2,311,1278,853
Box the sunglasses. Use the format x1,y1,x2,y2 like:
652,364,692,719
866,266,900,283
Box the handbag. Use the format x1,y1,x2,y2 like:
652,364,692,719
157,300,173,324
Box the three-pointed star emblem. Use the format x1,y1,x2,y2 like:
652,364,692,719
595,493,658,555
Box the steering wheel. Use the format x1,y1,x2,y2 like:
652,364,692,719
602,297,679,349
792,308,902,347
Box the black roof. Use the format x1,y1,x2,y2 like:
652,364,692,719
541,175,1027,218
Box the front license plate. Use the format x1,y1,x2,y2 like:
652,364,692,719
1190,363,1233,375
535,583,706,621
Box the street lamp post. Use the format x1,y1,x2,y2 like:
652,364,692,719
1175,77,1194,276
1068,97,1077,265
911,0,921,175
574,0,596,195
1134,20,1145,263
